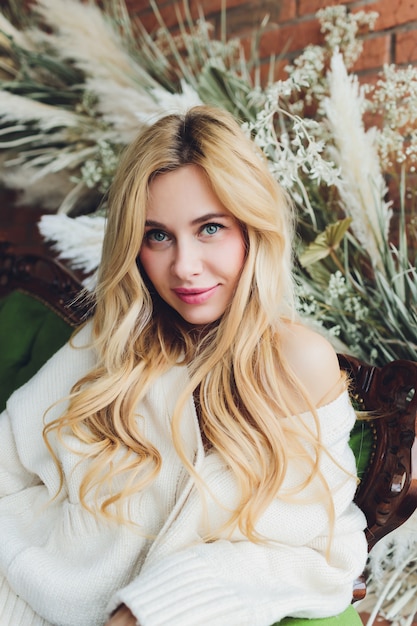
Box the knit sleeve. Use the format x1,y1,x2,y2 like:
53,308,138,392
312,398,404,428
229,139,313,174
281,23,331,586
109,391,368,626
0,407,41,495
0,322,96,498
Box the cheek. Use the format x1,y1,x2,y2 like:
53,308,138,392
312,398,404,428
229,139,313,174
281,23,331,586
228,234,247,277
138,248,154,276
139,249,174,301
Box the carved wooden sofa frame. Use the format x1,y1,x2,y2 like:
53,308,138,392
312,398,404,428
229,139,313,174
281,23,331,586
0,242,90,325
1,242,417,604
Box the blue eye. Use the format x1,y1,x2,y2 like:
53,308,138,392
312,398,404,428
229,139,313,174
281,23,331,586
202,223,223,236
146,230,168,242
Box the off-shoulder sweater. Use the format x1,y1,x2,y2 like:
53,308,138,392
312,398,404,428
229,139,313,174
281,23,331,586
0,322,367,626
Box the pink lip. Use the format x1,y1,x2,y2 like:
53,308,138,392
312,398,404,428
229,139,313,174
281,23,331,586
173,285,218,304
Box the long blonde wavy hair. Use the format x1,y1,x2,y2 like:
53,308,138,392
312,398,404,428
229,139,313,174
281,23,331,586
44,105,336,539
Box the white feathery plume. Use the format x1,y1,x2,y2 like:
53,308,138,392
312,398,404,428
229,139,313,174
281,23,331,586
26,145,98,177
112,79,203,127
38,213,106,275
0,91,80,129
0,13,32,49
323,50,392,270
86,78,203,143
1,142,98,196
31,0,157,90
0,166,75,209
85,77,158,142
150,80,203,118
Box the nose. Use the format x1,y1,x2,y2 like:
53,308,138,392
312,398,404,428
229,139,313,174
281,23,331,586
171,239,203,280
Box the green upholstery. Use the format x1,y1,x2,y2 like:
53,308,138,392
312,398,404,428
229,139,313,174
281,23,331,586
274,605,362,624
0,290,73,412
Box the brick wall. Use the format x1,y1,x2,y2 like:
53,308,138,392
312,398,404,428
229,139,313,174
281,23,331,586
126,0,417,83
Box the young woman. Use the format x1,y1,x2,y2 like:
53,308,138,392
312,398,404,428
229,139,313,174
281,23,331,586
0,105,367,626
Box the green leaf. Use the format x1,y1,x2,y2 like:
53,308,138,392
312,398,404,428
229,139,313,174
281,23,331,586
299,218,352,267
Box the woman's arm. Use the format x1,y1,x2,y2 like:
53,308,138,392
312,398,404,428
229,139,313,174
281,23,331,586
0,322,95,497
0,406,40,495
279,322,345,410
110,501,366,626
108,381,367,626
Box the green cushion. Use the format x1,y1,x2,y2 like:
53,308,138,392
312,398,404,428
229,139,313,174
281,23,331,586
349,419,373,479
0,290,74,411
273,604,362,625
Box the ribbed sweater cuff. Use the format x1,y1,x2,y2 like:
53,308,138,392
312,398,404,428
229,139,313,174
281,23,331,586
108,550,248,626
0,576,48,626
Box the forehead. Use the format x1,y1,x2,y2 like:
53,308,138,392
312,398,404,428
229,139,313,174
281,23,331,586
146,164,229,221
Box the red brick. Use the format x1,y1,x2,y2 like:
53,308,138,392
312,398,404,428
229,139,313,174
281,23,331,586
255,57,288,85
127,0,286,18
129,0,297,35
238,0,297,26
127,0,417,33
358,71,380,89
222,2,296,37
128,0,248,34
124,0,145,10
242,32,267,66
133,2,203,31
352,34,391,72
196,0,245,16
396,29,417,64
130,3,179,34
298,0,356,18
259,17,321,59
366,0,417,31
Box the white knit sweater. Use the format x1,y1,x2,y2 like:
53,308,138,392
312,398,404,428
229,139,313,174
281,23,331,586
0,323,367,626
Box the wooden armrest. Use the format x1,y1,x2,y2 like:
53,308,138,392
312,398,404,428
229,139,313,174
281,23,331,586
0,242,91,326
352,574,367,602
339,354,417,551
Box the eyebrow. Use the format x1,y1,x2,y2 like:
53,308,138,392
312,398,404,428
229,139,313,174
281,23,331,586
144,213,231,228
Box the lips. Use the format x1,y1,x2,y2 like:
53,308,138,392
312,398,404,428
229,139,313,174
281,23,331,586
173,285,218,304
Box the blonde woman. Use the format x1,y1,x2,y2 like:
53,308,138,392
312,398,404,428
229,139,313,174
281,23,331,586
0,105,367,626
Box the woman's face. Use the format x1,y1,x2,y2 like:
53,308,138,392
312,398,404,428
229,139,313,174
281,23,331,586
139,164,246,326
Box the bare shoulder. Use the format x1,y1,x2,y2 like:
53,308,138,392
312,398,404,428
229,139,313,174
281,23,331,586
279,322,343,406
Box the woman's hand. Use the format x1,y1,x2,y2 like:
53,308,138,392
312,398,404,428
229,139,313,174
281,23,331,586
105,604,139,626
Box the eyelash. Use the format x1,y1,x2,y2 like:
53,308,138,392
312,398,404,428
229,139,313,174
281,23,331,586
201,222,224,236
144,223,225,243
145,229,168,243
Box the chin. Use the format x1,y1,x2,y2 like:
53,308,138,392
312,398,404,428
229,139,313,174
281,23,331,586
182,315,219,326
177,309,223,327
